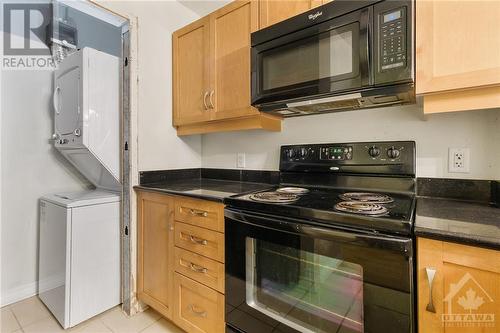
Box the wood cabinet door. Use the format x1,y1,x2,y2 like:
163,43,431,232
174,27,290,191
173,273,225,333
173,17,211,126
210,0,260,120
259,0,320,29
417,238,500,333
416,1,500,95
137,191,174,319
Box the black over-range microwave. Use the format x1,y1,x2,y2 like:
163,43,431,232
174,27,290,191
251,0,414,117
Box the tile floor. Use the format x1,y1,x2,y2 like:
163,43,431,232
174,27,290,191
1,296,184,333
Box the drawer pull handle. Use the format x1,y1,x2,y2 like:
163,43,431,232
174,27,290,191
189,209,208,217
426,267,436,313
189,304,207,317
189,235,208,245
190,262,208,274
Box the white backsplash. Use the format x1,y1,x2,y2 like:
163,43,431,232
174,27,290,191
202,104,500,180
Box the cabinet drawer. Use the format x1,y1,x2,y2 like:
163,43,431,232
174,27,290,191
174,197,224,232
173,273,224,333
174,222,224,263
174,247,224,293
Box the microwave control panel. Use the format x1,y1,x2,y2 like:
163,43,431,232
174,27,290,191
379,7,406,71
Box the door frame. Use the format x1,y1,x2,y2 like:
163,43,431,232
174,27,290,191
88,0,139,316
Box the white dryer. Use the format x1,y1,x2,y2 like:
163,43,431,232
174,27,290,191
52,47,121,191
39,47,122,329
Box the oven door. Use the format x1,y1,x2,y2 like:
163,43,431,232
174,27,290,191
251,7,371,107
225,209,414,333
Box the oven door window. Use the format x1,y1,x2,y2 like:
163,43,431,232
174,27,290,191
246,238,364,333
260,23,360,92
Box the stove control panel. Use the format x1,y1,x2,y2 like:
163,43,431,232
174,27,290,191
319,146,353,161
280,141,416,176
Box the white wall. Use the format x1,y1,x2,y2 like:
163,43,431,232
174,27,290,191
202,105,500,180
100,1,202,171
0,0,203,307
0,70,91,306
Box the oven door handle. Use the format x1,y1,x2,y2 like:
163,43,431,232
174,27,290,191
225,208,412,256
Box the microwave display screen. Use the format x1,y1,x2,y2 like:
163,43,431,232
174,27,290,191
383,10,401,23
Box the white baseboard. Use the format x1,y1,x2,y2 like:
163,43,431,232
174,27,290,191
1,281,38,307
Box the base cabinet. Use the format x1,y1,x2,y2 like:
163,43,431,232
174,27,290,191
417,238,500,333
173,273,225,333
137,190,225,333
137,191,174,319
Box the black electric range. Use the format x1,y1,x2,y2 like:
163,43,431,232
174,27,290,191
225,185,416,236
225,141,417,333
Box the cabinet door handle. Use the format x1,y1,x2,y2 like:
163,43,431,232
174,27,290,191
189,304,207,317
425,267,436,313
189,208,208,217
208,90,215,109
189,235,208,245
189,262,208,274
203,91,209,110
53,86,60,114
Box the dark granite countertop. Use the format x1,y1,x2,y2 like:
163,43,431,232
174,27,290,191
135,178,273,202
415,197,500,250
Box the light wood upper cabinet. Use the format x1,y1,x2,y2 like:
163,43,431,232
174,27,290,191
417,238,500,333
416,1,500,113
173,17,211,126
259,0,318,28
211,0,260,120
137,191,175,319
172,0,281,136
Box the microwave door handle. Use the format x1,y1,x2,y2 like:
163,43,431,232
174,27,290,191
359,7,371,86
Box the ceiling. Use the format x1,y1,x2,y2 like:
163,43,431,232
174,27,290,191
177,0,231,16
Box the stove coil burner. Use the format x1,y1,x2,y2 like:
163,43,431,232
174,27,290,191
334,201,389,216
276,187,310,194
249,191,300,204
339,192,394,204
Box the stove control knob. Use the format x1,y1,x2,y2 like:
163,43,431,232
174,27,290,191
387,146,401,159
298,148,308,158
368,146,380,158
286,148,296,159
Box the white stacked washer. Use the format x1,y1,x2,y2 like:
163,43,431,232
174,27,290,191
39,47,121,329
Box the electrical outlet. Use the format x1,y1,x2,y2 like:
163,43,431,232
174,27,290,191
237,153,246,168
448,148,470,173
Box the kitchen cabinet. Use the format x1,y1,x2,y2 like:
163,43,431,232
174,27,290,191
416,1,500,113
137,191,174,319
417,238,500,333
137,190,225,333
173,0,281,135
172,17,211,126
173,273,225,333
210,0,259,121
259,0,324,28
